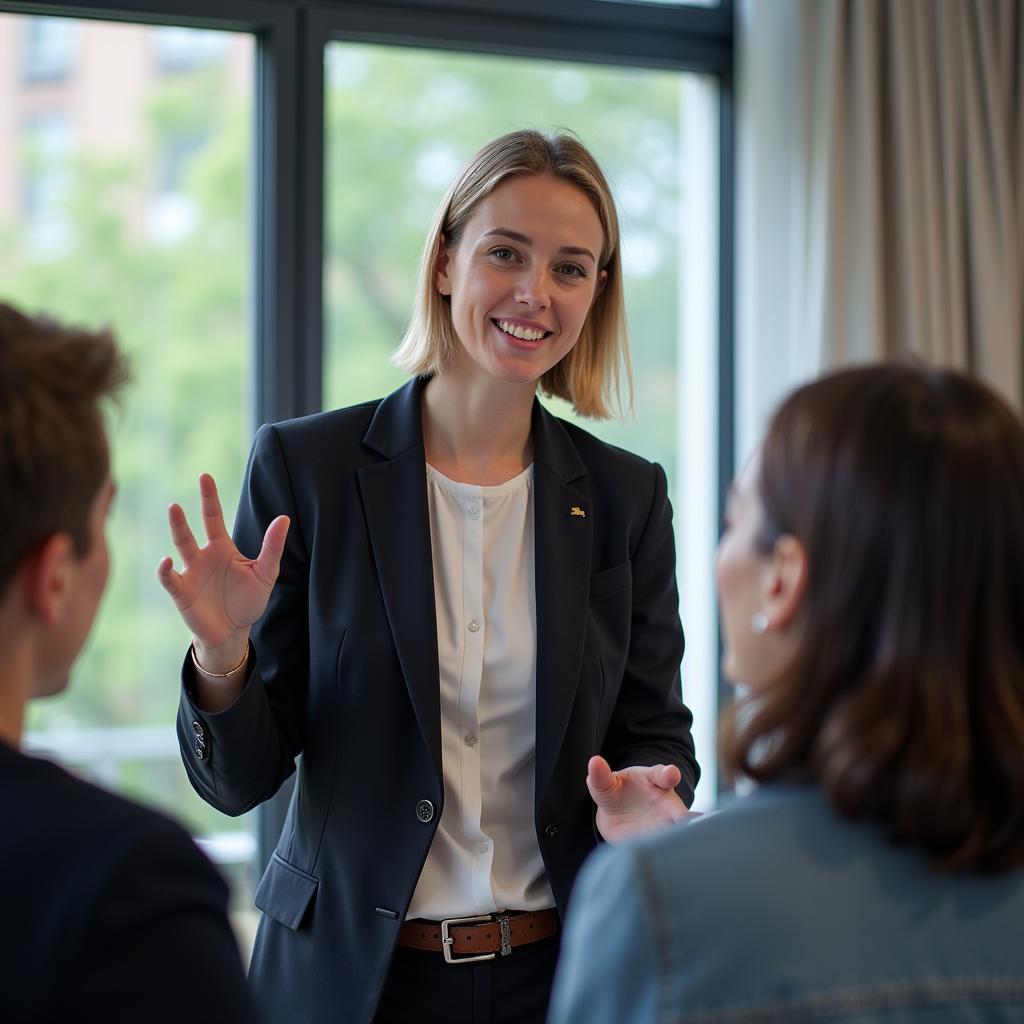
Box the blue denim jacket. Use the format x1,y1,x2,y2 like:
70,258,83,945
549,785,1024,1023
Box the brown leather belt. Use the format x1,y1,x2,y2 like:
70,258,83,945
397,909,558,964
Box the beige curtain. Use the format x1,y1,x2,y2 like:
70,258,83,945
736,0,1024,458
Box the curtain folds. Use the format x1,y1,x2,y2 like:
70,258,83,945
737,0,1024,459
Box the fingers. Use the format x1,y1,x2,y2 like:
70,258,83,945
166,503,200,563
650,764,683,790
156,555,185,604
586,755,618,801
198,472,229,542
252,515,291,587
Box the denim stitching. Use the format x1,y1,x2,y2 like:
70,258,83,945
663,977,1024,1024
632,844,677,1024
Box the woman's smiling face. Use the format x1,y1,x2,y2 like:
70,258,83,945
435,172,607,389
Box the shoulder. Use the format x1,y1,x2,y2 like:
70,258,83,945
540,407,666,503
0,748,251,1020
254,376,425,469
3,747,220,890
555,788,858,1021
625,785,838,883
557,415,659,476
0,749,228,977
258,397,383,451
567,786,843,949
245,398,389,495
608,782,1024,956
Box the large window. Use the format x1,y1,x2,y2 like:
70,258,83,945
0,11,257,943
2,0,731,958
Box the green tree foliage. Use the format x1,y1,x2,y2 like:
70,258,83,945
2,60,250,838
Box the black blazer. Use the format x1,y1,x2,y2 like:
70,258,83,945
178,377,698,1024
0,740,254,1023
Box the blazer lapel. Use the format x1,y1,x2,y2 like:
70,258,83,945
357,378,442,784
531,401,592,804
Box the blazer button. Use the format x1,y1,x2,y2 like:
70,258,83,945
544,822,563,838
415,799,434,823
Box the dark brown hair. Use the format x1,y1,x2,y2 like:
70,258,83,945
722,363,1024,873
0,302,129,595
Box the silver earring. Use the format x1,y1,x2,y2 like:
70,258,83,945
751,611,769,635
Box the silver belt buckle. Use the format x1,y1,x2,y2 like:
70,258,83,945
498,912,512,956
440,914,497,965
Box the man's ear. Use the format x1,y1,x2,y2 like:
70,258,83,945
761,534,808,630
434,234,452,296
24,533,75,627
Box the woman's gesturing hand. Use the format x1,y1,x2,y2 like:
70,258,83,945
587,754,695,843
157,473,290,667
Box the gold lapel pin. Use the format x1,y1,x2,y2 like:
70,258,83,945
570,506,587,518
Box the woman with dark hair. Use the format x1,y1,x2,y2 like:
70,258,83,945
549,364,1024,1023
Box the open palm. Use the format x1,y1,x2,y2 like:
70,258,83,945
587,754,693,842
157,473,289,650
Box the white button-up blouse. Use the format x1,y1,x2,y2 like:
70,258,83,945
407,462,554,920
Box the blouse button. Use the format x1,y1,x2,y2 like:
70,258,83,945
467,502,480,516
464,734,478,747
468,618,481,633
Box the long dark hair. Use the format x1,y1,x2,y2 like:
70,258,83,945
721,364,1024,873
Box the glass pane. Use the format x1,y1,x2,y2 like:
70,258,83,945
22,16,78,82
0,14,258,946
324,43,721,807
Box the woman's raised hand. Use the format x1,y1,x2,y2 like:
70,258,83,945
157,473,290,671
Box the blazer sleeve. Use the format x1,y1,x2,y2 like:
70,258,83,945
548,842,659,1024
602,461,699,803
64,821,258,1023
177,422,311,816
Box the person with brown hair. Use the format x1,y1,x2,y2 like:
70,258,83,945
0,302,255,1022
550,363,1024,1023
158,128,699,1023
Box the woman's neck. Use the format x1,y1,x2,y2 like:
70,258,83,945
421,373,535,485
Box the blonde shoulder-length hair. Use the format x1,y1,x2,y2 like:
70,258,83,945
392,129,633,420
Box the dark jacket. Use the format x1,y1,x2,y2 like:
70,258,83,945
178,377,698,1023
0,739,254,1023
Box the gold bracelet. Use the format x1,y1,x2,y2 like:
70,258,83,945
190,641,249,678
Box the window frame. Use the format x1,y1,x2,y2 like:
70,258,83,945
4,0,734,864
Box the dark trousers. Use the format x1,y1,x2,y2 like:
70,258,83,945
373,935,560,1024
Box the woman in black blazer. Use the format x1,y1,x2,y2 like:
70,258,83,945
159,129,699,1024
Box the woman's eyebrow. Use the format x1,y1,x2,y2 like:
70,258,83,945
483,228,596,262
484,228,532,245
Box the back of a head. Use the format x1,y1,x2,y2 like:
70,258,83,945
0,302,129,597
725,362,1024,873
